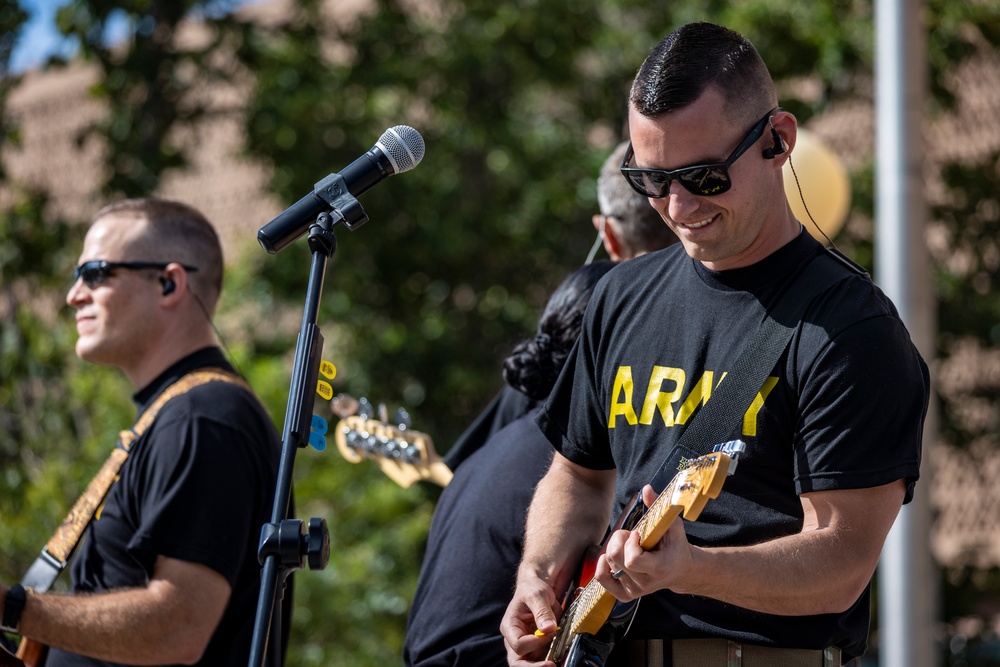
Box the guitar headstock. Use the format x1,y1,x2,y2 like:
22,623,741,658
333,396,453,488
666,452,731,520
637,441,745,550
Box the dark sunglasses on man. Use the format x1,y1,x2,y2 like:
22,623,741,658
73,260,199,289
620,107,782,198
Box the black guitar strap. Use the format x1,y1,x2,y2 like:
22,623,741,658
648,247,867,492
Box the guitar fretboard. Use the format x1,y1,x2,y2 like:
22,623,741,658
562,453,728,637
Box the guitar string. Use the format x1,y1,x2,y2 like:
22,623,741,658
567,455,722,631
559,454,726,648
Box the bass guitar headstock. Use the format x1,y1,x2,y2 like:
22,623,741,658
332,395,453,488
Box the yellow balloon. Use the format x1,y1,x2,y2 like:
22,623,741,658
782,127,851,242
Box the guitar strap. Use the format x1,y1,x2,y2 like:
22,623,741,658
648,247,868,492
19,368,249,593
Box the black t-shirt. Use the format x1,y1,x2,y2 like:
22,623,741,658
404,408,552,666
536,231,929,660
46,347,282,667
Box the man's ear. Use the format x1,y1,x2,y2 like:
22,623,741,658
159,263,188,305
767,111,797,167
594,214,625,261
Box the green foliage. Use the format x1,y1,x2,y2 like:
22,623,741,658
926,0,1000,110
0,2,28,182
933,155,1000,343
0,192,133,584
53,0,248,196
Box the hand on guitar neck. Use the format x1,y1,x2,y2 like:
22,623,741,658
542,443,744,666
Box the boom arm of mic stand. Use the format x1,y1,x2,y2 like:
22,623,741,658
247,209,350,667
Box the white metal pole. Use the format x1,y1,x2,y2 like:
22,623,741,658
875,0,937,665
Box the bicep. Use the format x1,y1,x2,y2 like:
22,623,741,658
800,479,906,566
148,556,232,638
547,450,617,492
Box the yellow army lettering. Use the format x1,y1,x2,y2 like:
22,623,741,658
608,366,778,436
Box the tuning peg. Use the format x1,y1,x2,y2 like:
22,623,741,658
330,393,360,418
393,407,411,430
377,402,389,423
345,428,364,451
402,443,421,464
385,437,404,459
357,397,375,419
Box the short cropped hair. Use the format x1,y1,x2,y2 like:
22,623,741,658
597,141,677,253
93,197,223,309
630,22,777,124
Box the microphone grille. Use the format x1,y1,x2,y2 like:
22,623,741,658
376,125,426,174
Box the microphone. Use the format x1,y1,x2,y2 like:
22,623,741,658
257,125,426,253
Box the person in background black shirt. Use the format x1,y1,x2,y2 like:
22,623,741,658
404,260,614,667
404,143,677,666
1,197,284,667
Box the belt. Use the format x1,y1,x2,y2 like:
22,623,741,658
616,639,849,667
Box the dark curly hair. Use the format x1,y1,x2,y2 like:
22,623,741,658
502,260,615,401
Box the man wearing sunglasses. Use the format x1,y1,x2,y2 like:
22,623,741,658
1,198,285,667
502,22,929,667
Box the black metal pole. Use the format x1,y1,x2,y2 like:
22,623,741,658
247,212,338,667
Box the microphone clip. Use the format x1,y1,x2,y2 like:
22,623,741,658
313,172,370,231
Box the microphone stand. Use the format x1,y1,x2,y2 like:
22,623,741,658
247,196,368,667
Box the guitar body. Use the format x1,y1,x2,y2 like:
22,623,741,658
545,447,742,666
0,637,47,667
548,495,645,666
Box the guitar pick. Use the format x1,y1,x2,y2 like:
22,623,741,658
316,380,333,401
320,360,337,379
311,414,328,435
308,431,327,451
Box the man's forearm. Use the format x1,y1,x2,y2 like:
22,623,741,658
13,556,229,665
606,480,907,616
518,454,616,598
18,586,200,664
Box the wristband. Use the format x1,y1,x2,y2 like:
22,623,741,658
1,584,27,634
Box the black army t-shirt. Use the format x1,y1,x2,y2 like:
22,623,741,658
537,232,929,660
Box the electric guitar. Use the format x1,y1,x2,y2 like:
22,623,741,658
333,395,452,488
544,443,743,666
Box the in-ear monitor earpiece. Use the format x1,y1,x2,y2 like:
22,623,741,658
762,116,786,160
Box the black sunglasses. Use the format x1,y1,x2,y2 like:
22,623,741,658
620,107,780,198
73,260,199,289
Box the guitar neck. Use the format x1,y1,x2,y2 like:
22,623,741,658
562,452,731,638
634,454,723,549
